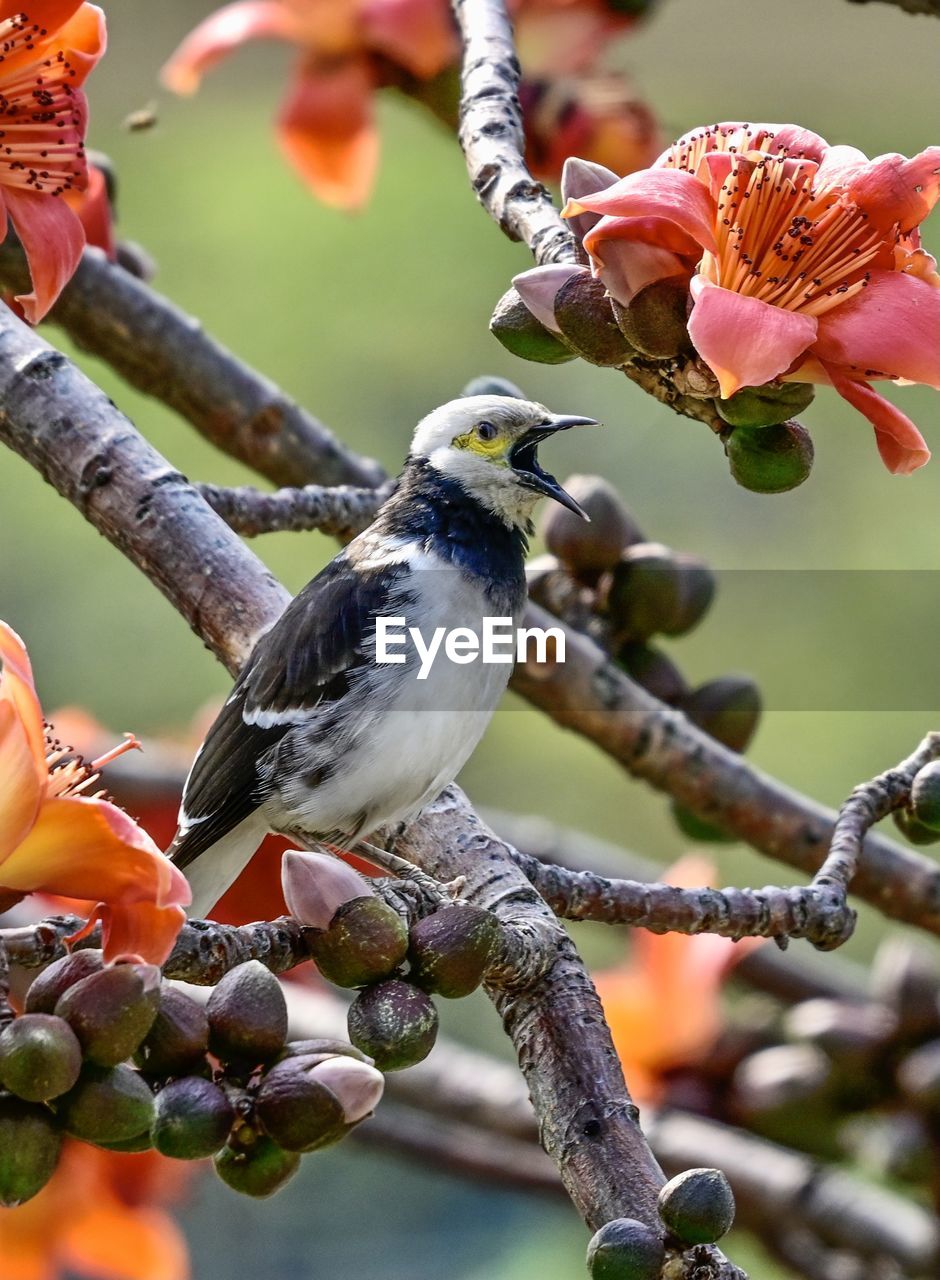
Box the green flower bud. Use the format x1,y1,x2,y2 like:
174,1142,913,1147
612,276,691,358
0,1096,63,1207
55,962,160,1067
541,475,642,580
617,643,688,704
92,1129,155,1153
408,905,500,998
0,1013,82,1101
214,1135,300,1198
893,806,940,846
59,1063,155,1143
679,676,762,753
657,1167,735,1245
606,544,714,640
135,985,210,1077
206,961,288,1065
347,979,438,1072
586,1217,665,1280
670,801,735,844
911,760,940,832
24,949,104,1014
256,1056,345,1151
716,381,815,428
553,273,636,367
306,896,409,989
490,288,576,364
732,1043,833,1131
151,1076,235,1160
725,422,814,494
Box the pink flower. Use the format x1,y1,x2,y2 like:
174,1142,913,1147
562,122,940,474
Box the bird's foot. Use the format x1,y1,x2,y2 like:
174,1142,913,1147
354,840,460,907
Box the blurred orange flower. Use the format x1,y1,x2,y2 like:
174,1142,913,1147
0,2,107,322
594,855,761,1104
0,1142,191,1280
0,622,190,963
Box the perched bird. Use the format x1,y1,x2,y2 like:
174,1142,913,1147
169,395,597,916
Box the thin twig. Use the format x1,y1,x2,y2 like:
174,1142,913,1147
197,480,391,539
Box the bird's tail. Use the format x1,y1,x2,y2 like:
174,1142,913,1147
179,812,270,919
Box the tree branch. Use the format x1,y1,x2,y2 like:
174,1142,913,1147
197,479,391,539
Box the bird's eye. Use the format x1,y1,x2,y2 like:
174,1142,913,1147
477,421,498,442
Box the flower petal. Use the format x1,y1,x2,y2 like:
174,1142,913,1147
161,0,300,94
847,147,940,234
561,155,620,244
687,277,817,398
276,56,379,210
4,188,85,324
88,900,187,966
53,2,108,86
512,262,586,332
563,166,719,256
813,269,940,388
60,1200,191,1280
360,0,457,78
823,364,931,474
0,622,46,769
0,703,43,862
590,237,689,306
813,143,869,194
64,164,115,259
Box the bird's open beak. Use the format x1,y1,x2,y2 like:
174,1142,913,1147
510,414,599,520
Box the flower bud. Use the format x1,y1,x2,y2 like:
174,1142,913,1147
59,1063,155,1143
214,1134,300,1198
490,287,576,364
541,475,642,580
893,806,940,846
151,1076,235,1160
784,998,896,1070
461,375,525,400
870,939,940,1040
92,1129,155,1153
732,1043,834,1145
24,948,104,1014
657,1167,735,1245
679,676,762,753
911,760,940,832
670,800,735,844
612,276,691,358
282,849,373,930
206,960,288,1065
135,985,210,1076
606,543,714,640
586,1218,665,1280
0,1096,63,1206
276,1037,373,1065
257,1053,384,1151
716,381,815,428
553,272,636,367
725,422,814,494
55,962,160,1067
408,905,500,998
617,643,688,704
897,1040,940,1113
347,979,439,1072
306,896,409,989
310,1056,384,1124
0,1013,82,1101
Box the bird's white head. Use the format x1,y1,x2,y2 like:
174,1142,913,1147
409,395,598,527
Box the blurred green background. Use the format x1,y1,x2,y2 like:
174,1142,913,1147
3,0,940,1275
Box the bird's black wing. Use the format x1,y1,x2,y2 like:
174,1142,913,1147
170,554,412,869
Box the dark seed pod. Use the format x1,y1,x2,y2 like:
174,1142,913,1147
24,949,104,1014
55,963,160,1067
716,382,815,429
92,1129,156,1153
784,998,896,1069
679,676,762,753
725,422,814,494
617,643,689,704
553,272,636,367
606,544,714,640
893,806,940,847
670,800,735,844
59,1063,155,1143
0,1013,82,1101
408,905,500,998
657,1167,735,1245
213,1135,301,1198
206,960,288,1065
586,1217,666,1280
490,287,576,365
0,1095,63,1207
256,1056,346,1151
613,276,691,358
870,938,940,1040
347,979,438,1071
276,1037,373,1065
151,1076,235,1160
911,760,940,832
897,1040,940,1113
306,896,409,989
135,985,210,1076
541,475,642,580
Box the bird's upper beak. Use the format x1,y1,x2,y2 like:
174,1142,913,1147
510,414,599,520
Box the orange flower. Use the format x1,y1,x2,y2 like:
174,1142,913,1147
161,0,457,210
0,1142,191,1280
0,2,107,322
594,856,761,1104
0,622,190,963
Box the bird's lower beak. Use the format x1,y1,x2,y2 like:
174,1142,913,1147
510,413,599,520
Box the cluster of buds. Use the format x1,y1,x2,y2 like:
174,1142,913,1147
586,1167,735,1278
0,952,383,1205
893,759,940,847
284,852,500,1071
529,475,761,843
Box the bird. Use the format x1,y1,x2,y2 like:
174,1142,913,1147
168,394,598,917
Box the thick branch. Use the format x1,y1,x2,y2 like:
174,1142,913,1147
197,479,390,539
